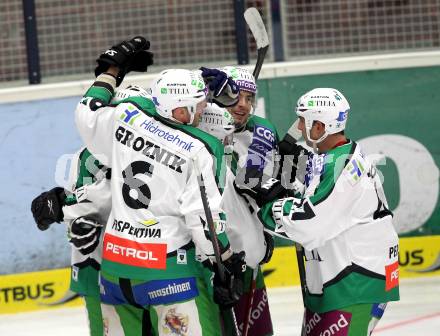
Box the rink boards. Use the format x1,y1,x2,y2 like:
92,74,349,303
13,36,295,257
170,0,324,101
1,235,439,314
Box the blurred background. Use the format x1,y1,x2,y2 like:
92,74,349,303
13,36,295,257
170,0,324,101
0,1,439,330
1,0,440,85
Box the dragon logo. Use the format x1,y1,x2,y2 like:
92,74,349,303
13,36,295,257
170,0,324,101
162,308,188,335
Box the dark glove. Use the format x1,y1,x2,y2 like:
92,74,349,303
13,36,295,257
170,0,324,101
213,251,246,309
260,231,274,264
234,168,287,207
68,217,103,255
95,36,154,86
278,133,303,157
278,133,306,184
31,187,65,231
200,67,239,107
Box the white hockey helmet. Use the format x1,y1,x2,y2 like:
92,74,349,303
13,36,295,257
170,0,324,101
198,103,235,142
150,69,207,124
222,66,257,107
111,84,150,103
295,88,350,145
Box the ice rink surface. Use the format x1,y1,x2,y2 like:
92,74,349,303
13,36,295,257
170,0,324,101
0,277,438,335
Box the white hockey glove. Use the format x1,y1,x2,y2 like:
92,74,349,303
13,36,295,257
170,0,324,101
272,199,287,234
68,217,103,255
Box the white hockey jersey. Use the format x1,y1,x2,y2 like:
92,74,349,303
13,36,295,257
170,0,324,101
258,141,400,312
222,115,279,268
75,85,230,281
62,147,111,296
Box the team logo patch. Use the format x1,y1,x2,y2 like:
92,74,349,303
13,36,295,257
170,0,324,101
385,261,399,291
163,308,189,335
336,110,348,121
345,158,365,185
177,249,187,265
119,106,141,125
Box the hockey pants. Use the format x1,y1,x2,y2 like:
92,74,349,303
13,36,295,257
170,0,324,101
99,271,222,335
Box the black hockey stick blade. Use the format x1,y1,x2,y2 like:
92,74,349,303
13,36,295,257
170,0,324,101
193,158,241,336
253,45,269,80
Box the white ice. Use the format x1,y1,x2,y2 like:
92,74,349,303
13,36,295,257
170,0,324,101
0,277,438,335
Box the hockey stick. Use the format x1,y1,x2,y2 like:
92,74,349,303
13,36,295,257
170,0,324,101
296,243,307,336
280,121,308,308
240,8,269,336
242,266,258,336
280,120,308,336
244,7,269,81
193,158,241,336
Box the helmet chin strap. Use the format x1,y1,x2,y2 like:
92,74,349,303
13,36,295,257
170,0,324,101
187,105,197,125
305,127,329,153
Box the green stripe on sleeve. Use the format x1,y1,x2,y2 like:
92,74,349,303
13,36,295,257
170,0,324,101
84,86,113,103
310,142,354,206
257,201,277,232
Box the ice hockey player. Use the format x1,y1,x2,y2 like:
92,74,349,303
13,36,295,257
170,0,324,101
240,88,400,335
199,66,276,336
30,85,151,336
75,36,246,335
31,149,110,336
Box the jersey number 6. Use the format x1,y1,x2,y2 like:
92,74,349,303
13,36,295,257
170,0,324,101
122,161,154,209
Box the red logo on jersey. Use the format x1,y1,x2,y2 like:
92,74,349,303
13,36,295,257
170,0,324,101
385,261,399,291
103,233,167,269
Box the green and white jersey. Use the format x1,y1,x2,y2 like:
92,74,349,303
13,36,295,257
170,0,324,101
75,84,230,281
222,115,279,268
231,115,279,177
63,147,111,297
258,141,400,313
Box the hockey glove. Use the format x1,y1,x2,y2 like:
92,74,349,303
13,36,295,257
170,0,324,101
260,231,275,264
95,36,154,86
200,67,239,107
31,187,65,231
278,132,306,183
213,251,246,309
68,217,103,255
278,134,303,158
234,168,288,208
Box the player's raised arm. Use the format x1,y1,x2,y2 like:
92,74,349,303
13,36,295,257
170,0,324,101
75,36,153,166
